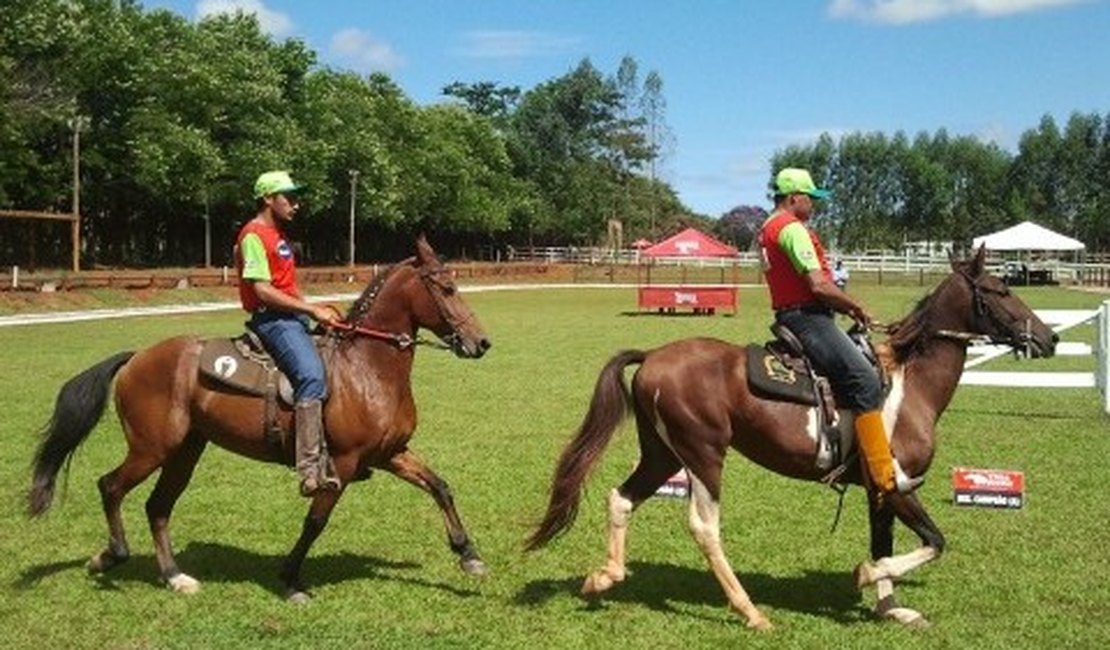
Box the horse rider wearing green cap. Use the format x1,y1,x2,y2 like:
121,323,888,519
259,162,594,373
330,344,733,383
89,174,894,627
758,167,921,497
234,170,342,497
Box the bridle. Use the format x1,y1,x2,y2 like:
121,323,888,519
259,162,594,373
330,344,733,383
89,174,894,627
327,260,471,352
935,269,1037,353
415,263,477,352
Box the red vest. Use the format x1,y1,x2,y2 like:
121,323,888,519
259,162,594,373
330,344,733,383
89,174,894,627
759,211,831,310
234,220,299,312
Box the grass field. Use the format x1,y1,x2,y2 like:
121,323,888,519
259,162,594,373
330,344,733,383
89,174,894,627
1,281,1108,649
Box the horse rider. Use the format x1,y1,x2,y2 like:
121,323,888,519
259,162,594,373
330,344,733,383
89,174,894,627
234,170,342,497
757,167,921,495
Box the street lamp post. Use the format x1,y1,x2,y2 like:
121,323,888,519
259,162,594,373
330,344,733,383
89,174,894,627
202,188,211,268
66,114,89,272
348,169,359,268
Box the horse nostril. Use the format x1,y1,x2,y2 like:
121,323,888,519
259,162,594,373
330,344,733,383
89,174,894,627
1051,333,1060,344
480,338,492,351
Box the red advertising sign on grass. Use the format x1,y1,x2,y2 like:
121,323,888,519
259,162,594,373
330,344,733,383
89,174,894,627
952,467,1025,509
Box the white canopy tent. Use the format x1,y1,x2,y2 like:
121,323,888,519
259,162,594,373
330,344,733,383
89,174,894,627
972,221,1085,251
972,221,1085,285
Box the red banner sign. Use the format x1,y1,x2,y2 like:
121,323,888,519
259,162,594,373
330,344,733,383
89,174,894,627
952,467,1025,509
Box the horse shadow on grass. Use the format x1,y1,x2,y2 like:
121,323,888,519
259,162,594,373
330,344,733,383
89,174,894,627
516,561,884,625
15,542,481,599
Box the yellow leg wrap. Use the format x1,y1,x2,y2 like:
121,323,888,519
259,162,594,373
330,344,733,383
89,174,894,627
854,410,895,493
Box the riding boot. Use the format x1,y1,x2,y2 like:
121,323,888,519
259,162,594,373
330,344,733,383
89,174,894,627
295,399,341,497
854,410,923,495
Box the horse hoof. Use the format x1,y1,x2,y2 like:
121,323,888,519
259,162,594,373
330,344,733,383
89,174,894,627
581,572,614,596
460,558,489,577
287,591,312,605
747,617,774,632
167,573,201,594
881,606,930,628
87,551,124,574
853,562,877,590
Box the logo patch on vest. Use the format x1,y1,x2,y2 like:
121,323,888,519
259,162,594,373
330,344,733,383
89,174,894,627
276,240,293,259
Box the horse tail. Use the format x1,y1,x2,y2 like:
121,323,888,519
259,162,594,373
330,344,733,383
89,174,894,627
28,351,135,517
526,349,646,551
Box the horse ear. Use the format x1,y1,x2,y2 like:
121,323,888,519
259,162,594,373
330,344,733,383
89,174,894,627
415,233,435,265
971,243,987,276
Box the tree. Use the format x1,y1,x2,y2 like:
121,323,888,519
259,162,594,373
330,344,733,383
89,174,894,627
715,205,768,251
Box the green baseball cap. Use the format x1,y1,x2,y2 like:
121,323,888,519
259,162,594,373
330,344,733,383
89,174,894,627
253,170,303,199
774,168,830,199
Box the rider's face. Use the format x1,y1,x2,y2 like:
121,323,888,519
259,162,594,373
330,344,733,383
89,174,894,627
789,193,813,220
268,192,299,221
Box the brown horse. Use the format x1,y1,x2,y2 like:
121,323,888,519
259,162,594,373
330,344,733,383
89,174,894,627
527,247,1057,629
28,236,491,601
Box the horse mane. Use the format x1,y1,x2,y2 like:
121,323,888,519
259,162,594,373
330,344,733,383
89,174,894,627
344,256,416,325
882,269,965,364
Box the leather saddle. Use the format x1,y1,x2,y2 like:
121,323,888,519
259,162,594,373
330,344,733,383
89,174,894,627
197,329,333,449
746,322,887,476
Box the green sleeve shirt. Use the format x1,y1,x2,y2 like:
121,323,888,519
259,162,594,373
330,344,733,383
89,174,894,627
777,222,822,274
239,233,272,281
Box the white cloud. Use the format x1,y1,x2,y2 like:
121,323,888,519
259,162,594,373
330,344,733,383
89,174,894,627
195,0,294,37
329,28,405,73
455,30,583,59
828,0,1088,24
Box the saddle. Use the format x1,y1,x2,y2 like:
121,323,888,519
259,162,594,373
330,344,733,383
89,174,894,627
745,322,888,479
197,329,333,450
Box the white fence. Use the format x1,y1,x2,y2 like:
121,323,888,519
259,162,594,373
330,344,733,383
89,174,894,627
960,302,1110,414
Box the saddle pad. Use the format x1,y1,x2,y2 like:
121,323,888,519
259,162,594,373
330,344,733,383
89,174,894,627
745,344,818,406
198,337,276,397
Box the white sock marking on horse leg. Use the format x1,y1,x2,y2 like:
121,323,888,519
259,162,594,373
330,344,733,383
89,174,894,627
686,473,771,630
859,546,938,587
582,486,635,596
875,547,937,580
873,576,928,627
167,573,200,594
602,488,632,582
876,577,894,600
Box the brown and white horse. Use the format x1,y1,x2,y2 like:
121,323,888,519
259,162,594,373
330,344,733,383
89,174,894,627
29,236,491,601
527,247,1056,629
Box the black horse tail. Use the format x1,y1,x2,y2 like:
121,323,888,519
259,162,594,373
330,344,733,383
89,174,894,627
526,349,646,551
28,351,135,517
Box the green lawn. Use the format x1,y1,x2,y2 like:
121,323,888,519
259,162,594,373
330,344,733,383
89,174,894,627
1,282,1108,649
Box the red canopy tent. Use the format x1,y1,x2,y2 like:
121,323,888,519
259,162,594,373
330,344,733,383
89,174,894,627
637,227,739,315
641,227,738,258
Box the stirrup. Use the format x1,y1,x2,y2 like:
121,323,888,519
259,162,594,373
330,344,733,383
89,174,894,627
893,460,925,494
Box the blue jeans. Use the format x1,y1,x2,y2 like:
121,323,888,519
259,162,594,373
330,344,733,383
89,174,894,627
775,307,881,411
249,311,327,402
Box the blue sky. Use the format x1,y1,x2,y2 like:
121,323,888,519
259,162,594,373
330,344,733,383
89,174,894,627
145,0,1110,217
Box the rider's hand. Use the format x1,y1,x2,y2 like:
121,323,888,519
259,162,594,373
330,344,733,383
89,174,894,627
310,304,341,327
850,306,874,329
